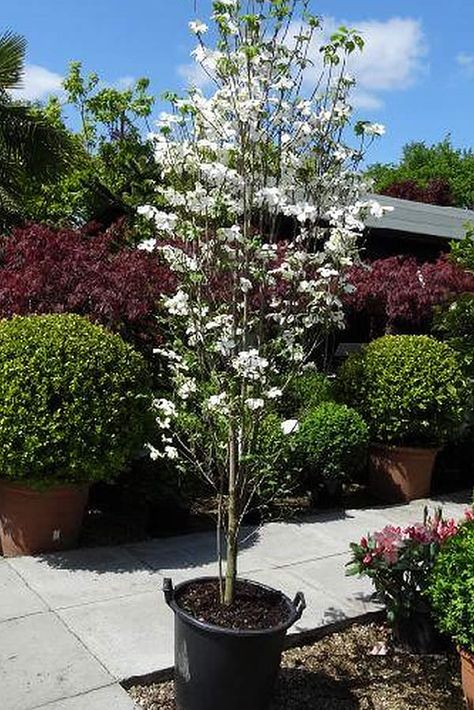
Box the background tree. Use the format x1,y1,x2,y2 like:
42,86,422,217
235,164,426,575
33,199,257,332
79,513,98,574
23,62,158,234
0,31,72,229
367,137,474,208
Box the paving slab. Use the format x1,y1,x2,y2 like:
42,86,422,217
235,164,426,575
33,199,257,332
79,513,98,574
289,555,382,616
288,508,391,557
36,684,139,709
0,561,47,622
249,567,358,635
8,546,159,610
57,590,173,679
126,533,214,574
0,612,112,710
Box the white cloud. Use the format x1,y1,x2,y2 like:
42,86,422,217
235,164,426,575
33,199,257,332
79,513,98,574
177,61,210,88
302,16,427,111
457,52,474,78
177,16,427,109
10,64,63,101
114,75,136,90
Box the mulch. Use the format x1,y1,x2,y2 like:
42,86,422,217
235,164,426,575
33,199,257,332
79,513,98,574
128,622,464,710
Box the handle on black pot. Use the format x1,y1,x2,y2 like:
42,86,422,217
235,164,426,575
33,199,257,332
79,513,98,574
163,577,174,606
293,591,306,620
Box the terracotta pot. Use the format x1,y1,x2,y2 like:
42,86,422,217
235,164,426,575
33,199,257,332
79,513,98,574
460,648,474,709
369,444,439,503
0,480,89,557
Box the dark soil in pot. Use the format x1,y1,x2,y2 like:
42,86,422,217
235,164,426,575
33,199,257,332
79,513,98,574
176,578,289,630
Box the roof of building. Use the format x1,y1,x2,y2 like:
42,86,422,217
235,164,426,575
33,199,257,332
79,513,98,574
364,193,474,241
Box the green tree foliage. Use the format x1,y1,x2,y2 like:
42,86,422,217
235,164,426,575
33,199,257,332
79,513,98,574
23,61,158,232
0,31,72,229
367,137,474,208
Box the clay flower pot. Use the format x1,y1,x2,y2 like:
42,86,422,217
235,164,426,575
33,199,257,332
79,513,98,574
0,481,89,557
369,444,439,503
460,648,474,709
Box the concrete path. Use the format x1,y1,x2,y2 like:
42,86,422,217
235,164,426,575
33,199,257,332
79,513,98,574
0,491,469,710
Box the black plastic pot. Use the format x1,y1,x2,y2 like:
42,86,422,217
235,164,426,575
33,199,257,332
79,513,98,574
393,608,448,654
163,576,306,710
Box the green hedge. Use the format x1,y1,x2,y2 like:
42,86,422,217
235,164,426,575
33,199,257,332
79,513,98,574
0,314,152,486
338,335,467,446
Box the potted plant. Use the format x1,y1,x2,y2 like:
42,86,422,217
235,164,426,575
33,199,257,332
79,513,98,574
427,518,474,705
348,508,462,653
0,313,151,556
138,2,389,708
339,335,467,502
295,402,368,501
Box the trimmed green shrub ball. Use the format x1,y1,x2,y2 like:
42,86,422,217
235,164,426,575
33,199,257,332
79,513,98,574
296,402,368,485
338,335,467,446
0,314,152,486
427,521,474,653
279,369,333,418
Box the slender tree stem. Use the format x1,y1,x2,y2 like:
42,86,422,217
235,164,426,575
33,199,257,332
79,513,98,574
224,424,239,606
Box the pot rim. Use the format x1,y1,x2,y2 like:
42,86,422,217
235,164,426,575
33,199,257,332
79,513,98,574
0,480,90,495
370,443,441,454
164,575,305,638
459,646,474,661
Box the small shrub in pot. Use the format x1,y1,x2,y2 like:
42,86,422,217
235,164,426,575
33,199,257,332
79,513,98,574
0,313,152,555
295,402,368,498
427,518,474,703
338,335,467,501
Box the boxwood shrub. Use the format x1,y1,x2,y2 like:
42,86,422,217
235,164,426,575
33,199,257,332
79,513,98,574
296,402,369,486
338,335,467,446
279,369,333,418
0,314,152,486
427,521,474,653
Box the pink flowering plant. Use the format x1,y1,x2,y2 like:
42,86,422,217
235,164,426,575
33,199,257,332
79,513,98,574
347,508,468,624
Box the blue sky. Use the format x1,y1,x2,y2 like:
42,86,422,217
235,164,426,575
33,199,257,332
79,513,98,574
3,0,474,165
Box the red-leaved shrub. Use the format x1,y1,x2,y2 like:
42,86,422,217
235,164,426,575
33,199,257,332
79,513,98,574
0,224,175,350
345,254,474,335
381,178,455,206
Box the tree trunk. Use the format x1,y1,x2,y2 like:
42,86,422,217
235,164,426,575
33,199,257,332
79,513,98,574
224,426,239,606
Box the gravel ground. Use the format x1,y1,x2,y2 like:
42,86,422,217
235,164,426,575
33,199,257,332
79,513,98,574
128,622,464,710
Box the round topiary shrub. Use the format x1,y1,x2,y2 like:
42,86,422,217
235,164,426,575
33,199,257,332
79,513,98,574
0,314,152,486
296,402,369,487
338,335,467,446
279,369,333,418
427,520,474,653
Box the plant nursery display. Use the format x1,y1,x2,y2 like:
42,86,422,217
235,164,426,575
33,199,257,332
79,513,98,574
0,313,151,556
137,0,388,708
348,507,465,653
428,519,474,707
339,334,467,502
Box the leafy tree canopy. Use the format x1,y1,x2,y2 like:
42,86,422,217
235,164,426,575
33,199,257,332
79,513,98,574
367,137,474,208
22,61,158,234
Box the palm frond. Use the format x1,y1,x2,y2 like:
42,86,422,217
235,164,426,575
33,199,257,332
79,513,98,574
0,31,26,91
0,102,73,179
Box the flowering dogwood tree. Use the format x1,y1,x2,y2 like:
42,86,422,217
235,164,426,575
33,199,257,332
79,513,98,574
139,0,389,605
